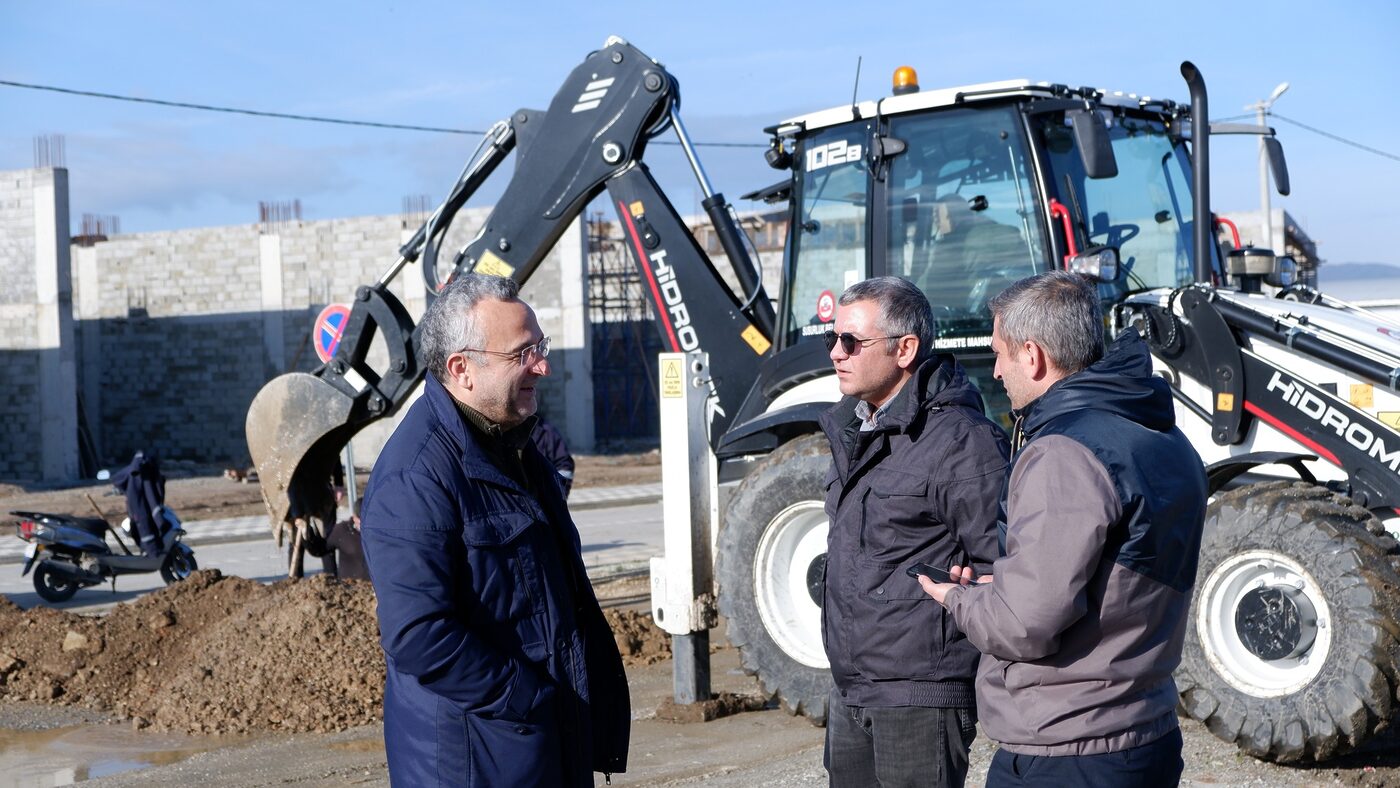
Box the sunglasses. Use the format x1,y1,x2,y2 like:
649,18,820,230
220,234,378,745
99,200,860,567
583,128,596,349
822,330,904,354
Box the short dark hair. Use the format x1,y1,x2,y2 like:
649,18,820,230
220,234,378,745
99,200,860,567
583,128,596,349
839,276,934,357
419,273,520,380
987,271,1103,375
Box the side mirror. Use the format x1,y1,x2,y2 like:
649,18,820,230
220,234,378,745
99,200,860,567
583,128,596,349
96,469,111,481
1265,137,1290,196
1069,109,1119,179
1069,245,1120,282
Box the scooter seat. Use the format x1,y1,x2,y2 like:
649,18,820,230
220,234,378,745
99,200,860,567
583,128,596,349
70,518,111,538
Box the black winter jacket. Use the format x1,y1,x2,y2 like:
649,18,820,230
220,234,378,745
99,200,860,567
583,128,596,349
819,355,1009,708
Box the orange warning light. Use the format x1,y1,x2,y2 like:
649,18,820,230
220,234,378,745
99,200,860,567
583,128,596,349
893,66,920,96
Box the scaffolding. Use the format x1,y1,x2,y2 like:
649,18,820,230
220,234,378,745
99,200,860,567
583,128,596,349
587,212,663,449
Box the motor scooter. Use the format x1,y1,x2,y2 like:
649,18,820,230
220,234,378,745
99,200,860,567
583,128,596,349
10,451,198,603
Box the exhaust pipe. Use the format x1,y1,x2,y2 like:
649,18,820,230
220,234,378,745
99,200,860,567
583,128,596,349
1180,61,1212,284
39,560,104,586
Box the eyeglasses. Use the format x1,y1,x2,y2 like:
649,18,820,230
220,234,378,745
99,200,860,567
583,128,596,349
823,330,902,355
462,335,551,367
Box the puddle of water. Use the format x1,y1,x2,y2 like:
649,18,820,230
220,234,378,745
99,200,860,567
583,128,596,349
0,724,238,786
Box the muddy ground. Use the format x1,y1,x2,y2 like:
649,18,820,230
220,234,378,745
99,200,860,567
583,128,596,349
0,451,661,523
2,575,1400,785
5,450,1400,785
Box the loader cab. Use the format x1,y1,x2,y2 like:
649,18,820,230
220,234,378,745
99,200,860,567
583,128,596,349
772,78,1216,425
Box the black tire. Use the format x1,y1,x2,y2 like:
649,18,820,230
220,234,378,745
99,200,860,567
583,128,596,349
717,433,834,725
32,563,81,603
160,544,198,585
1176,481,1400,763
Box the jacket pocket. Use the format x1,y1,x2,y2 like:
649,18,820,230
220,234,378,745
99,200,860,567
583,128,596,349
852,560,943,677
461,510,547,623
860,469,932,562
463,708,563,787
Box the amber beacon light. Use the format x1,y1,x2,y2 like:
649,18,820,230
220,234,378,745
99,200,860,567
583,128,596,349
892,66,920,95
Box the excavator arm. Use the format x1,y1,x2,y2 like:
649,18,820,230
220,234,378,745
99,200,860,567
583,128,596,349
245,37,774,559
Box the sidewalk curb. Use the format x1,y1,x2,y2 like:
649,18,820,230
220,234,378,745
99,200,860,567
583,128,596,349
0,485,662,565
568,492,662,511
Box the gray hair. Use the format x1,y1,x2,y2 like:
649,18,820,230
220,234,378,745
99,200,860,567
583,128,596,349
987,271,1103,375
420,273,520,380
839,276,934,357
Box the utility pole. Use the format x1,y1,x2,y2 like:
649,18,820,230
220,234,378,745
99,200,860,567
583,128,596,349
1246,82,1289,250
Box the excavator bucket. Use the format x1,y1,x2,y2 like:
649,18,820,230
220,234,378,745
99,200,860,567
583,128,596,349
245,371,358,529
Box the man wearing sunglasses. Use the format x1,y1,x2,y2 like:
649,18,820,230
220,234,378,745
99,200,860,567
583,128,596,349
818,276,1009,788
360,274,629,787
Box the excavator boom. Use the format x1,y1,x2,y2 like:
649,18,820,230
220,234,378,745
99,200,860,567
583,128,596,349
245,37,773,556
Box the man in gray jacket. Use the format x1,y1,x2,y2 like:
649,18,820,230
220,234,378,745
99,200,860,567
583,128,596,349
821,276,1008,787
921,271,1206,786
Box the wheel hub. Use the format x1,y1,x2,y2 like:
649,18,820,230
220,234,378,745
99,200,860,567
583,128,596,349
1197,549,1331,697
1234,585,1317,661
805,554,827,607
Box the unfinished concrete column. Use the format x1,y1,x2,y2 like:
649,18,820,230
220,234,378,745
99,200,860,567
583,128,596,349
74,243,103,463
36,168,78,479
557,214,595,453
259,233,286,377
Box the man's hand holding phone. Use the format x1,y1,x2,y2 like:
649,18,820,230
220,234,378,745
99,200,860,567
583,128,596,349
911,562,991,606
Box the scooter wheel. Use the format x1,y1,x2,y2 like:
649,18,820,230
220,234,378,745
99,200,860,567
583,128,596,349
160,544,198,585
32,563,80,603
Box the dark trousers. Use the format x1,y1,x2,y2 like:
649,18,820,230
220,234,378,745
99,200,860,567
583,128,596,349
986,726,1183,788
824,689,977,788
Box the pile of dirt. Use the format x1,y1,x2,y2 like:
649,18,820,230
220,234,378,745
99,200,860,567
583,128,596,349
606,609,671,666
0,572,671,736
0,570,382,735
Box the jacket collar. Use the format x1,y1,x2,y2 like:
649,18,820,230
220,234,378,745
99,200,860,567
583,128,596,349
1012,329,1175,447
821,354,981,482
423,373,530,496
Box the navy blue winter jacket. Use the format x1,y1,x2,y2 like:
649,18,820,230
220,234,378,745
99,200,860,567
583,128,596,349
361,374,629,786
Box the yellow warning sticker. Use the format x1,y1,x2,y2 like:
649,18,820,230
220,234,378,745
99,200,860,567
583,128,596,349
474,251,515,278
661,358,684,398
629,200,646,218
1380,412,1400,429
1216,392,1235,412
1351,383,1375,409
741,325,772,355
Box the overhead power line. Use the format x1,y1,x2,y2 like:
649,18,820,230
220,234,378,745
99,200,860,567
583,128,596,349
0,79,477,135
0,78,765,148
1269,113,1400,164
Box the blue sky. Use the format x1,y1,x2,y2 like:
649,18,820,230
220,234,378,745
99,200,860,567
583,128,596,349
3,1,1397,266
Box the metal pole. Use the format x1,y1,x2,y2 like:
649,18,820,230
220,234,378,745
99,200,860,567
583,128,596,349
343,443,357,515
1248,82,1288,251
1257,103,1271,250
650,351,717,705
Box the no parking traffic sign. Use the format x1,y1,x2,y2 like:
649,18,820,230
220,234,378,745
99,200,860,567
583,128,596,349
314,303,352,363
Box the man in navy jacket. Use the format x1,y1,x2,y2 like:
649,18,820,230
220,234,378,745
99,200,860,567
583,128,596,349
361,274,629,786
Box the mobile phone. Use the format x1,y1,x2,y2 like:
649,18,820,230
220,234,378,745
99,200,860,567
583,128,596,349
906,562,954,583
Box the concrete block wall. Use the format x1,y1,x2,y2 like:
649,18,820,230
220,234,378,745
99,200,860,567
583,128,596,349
66,203,592,476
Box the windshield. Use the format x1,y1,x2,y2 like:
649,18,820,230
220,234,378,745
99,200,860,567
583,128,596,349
784,124,870,347
886,106,1047,350
1038,112,1212,301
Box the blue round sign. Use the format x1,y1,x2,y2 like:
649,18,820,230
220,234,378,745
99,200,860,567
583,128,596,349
314,304,352,363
